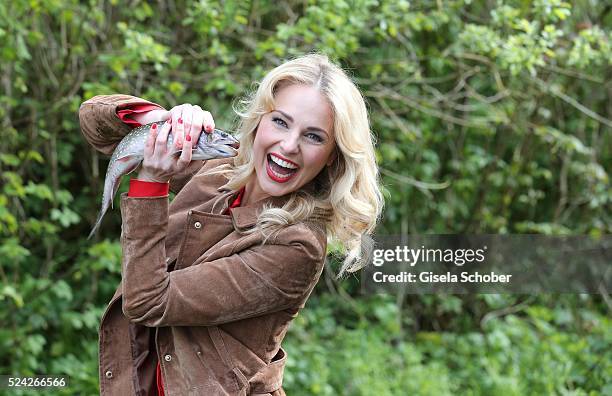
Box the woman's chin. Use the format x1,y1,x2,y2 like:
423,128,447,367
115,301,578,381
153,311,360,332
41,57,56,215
260,180,297,197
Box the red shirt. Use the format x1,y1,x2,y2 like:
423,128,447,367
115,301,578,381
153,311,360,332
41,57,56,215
117,104,244,395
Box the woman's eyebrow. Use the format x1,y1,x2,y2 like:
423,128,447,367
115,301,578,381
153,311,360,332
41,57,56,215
274,110,329,136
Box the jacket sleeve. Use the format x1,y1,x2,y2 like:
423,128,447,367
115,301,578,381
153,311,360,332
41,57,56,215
78,94,205,193
118,194,326,327
79,94,162,155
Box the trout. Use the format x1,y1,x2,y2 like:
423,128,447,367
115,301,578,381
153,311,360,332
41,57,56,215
88,121,239,238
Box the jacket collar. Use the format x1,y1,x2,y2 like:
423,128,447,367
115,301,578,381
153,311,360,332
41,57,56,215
214,184,291,231
229,193,290,231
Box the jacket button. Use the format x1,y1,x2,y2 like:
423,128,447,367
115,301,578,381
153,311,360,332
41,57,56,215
164,354,172,362
194,221,202,229
188,210,193,215
105,370,113,379
196,351,202,356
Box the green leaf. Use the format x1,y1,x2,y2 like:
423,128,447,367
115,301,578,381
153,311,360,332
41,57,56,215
1,284,24,307
50,207,81,227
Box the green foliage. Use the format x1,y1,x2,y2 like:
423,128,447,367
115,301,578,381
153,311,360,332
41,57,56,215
1,0,610,394
283,292,611,395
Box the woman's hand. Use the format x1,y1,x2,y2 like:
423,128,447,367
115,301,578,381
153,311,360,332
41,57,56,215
165,103,215,150
130,103,216,149
136,119,195,183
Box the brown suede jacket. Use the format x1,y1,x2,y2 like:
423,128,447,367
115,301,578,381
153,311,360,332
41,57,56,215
79,95,327,396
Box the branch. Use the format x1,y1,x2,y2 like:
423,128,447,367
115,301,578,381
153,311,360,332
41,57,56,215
532,77,612,128
373,96,415,138
480,296,536,328
542,64,605,84
380,167,450,198
453,52,507,91
368,85,491,128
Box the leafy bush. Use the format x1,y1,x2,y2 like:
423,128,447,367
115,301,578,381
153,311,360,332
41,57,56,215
1,0,609,394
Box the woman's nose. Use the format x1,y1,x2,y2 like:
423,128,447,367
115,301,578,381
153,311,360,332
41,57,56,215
279,132,300,154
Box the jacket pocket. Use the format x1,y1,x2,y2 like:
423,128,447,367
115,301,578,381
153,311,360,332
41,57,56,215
208,326,249,393
231,367,250,395
249,347,287,394
175,210,234,270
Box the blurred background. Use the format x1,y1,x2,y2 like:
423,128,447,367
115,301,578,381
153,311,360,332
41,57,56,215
0,0,610,394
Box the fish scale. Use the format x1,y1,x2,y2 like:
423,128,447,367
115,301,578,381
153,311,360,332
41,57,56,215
88,121,239,238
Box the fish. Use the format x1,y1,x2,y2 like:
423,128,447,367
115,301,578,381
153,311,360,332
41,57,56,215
88,121,239,238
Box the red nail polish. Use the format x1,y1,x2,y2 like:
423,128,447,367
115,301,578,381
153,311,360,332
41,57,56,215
207,125,212,132
178,118,183,124
186,134,191,142
151,123,157,129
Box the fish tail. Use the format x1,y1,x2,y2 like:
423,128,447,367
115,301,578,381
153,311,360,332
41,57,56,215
88,210,106,239
88,165,119,239
88,194,111,239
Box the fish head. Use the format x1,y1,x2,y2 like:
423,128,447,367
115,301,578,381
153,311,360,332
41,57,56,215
193,128,240,160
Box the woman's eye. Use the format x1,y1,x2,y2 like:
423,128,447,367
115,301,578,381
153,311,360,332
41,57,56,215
272,117,288,128
306,133,324,143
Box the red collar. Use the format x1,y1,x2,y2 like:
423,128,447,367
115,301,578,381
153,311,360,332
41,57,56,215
228,187,245,209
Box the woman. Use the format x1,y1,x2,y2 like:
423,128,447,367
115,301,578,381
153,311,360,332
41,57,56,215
80,54,383,395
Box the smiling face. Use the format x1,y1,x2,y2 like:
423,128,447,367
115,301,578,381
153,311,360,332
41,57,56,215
244,84,336,204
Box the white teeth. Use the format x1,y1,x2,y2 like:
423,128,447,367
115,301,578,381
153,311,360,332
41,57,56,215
270,154,298,169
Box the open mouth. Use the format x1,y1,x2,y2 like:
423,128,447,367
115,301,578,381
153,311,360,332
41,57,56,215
266,153,299,183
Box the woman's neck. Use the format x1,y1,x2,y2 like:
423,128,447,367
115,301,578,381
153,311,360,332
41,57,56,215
242,177,270,206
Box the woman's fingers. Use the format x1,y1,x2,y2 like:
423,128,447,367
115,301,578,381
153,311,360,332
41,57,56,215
187,108,214,147
170,105,185,149
176,115,185,152
139,119,195,181
144,123,158,158
177,132,193,169
190,105,205,142
183,108,195,145
155,119,171,154
159,110,172,122
203,110,215,134
166,103,212,149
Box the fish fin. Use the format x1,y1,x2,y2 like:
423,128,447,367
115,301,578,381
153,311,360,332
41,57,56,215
110,157,141,210
116,153,143,162
124,159,142,176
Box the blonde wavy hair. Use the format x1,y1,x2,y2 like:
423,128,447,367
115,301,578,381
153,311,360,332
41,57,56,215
209,53,383,278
